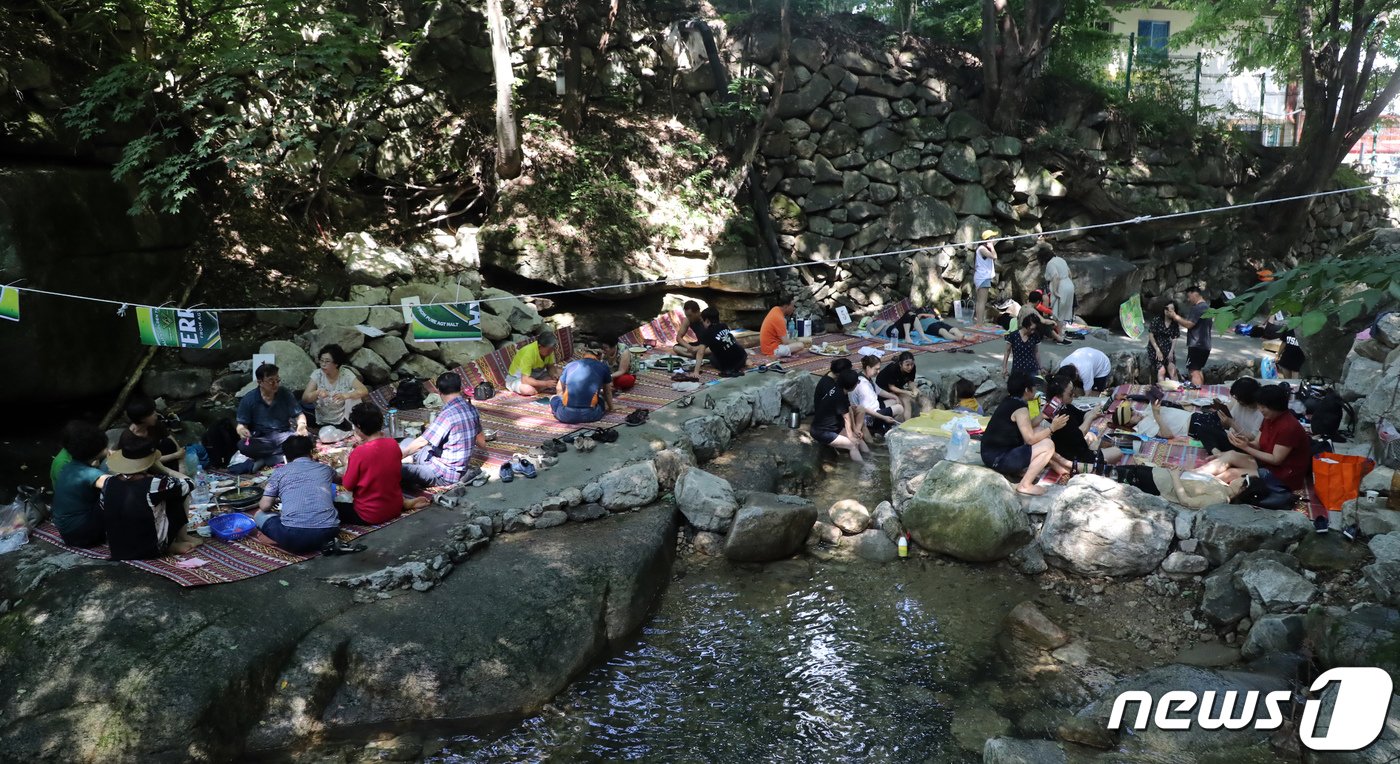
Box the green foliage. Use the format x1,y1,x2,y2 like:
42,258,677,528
1212,242,1400,335
65,0,398,215
510,113,736,258
714,76,769,123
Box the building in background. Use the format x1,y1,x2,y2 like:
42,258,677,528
1105,5,1300,146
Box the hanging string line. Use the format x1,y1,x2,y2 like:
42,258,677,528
4,178,1396,314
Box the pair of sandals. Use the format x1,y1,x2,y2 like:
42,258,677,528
321,539,366,556
625,409,650,426
753,362,788,374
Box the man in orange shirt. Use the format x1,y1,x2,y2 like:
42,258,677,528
759,295,811,357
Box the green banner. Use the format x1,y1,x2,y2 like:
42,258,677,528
0,287,17,322
136,307,222,349
410,302,482,342
1119,294,1145,341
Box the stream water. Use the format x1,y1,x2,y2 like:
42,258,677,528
427,454,1055,763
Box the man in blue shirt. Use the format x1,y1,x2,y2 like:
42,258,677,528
234,363,308,471
550,348,614,424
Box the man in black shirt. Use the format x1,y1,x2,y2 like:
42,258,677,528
694,307,748,376
811,369,868,463
670,300,705,356
875,351,920,421
980,373,1070,495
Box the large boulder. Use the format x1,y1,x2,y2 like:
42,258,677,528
1194,504,1313,565
1054,253,1143,321
724,492,818,562
1233,557,1317,612
1339,354,1384,402
599,460,660,510
901,461,1030,562
332,232,413,285
1201,550,1300,627
313,301,370,328
886,196,958,242
1039,475,1176,577
1240,613,1305,659
0,502,676,761
367,335,410,366
349,348,391,386
301,325,366,357
1358,359,1400,438
674,468,738,532
395,354,447,381
258,340,317,391
681,414,732,461
887,427,948,510
1307,604,1400,677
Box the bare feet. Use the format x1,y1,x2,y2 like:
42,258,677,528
1015,484,1048,496
405,496,432,510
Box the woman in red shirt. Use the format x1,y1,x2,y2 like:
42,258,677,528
1201,384,1312,499
337,404,431,525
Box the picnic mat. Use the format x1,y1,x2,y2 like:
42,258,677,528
1132,439,1210,471
32,502,429,587
899,410,989,438
843,328,1003,355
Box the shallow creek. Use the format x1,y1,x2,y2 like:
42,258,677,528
427,453,1073,763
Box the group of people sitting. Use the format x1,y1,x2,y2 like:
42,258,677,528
49,366,486,558
979,363,1319,526
807,352,923,463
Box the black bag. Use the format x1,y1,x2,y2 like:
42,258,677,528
1300,385,1354,440
389,377,425,410
201,419,240,468
1189,411,1232,454
473,381,496,401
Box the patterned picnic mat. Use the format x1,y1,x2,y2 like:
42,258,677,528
1132,439,1210,470
32,502,430,587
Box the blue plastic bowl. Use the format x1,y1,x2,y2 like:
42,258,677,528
208,513,257,542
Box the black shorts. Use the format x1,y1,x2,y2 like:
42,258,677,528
867,407,895,435
813,428,840,445
1279,346,1305,373
982,444,1032,476
1187,346,1210,371
1092,375,1111,392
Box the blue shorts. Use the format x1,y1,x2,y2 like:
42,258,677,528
258,514,339,554
975,278,993,289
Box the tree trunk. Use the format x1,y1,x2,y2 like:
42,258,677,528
486,0,522,179
980,0,1063,133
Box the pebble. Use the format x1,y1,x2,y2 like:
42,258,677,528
1091,585,1104,594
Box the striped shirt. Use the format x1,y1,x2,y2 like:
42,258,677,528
422,396,480,482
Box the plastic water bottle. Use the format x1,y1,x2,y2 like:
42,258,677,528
898,534,909,558
184,450,199,477
787,317,796,337
948,420,970,462
193,467,211,507
388,408,399,438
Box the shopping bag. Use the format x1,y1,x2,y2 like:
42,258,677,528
1313,452,1375,512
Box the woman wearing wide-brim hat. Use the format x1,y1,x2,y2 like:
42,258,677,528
101,438,203,560
973,229,1000,325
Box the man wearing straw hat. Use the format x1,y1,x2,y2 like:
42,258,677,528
101,436,203,559
973,229,999,324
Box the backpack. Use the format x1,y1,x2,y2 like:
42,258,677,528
389,377,425,410
1300,385,1354,440
201,419,240,469
473,381,496,401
